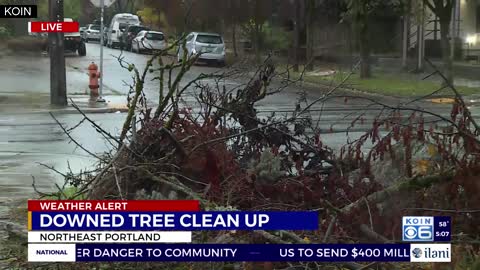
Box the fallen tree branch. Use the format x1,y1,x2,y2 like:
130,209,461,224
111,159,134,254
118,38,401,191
279,230,309,244
404,208,480,214
341,170,455,214
254,230,291,244
359,224,393,243
135,167,205,203
70,100,121,146
49,112,106,162
322,215,337,243
85,144,126,199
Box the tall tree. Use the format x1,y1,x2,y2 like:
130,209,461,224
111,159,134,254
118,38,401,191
343,0,402,78
36,0,81,20
188,0,226,32
305,0,316,71
292,0,302,72
142,0,188,35
114,0,135,13
344,0,373,78
423,0,455,85
224,0,249,57
248,0,272,63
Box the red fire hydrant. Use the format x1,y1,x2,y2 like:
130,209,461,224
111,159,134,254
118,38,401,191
88,62,101,97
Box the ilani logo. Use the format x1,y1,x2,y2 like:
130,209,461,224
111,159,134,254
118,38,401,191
411,248,422,258
410,244,451,262
402,216,433,242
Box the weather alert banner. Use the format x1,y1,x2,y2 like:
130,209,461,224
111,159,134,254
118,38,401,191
27,200,201,248
27,201,451,263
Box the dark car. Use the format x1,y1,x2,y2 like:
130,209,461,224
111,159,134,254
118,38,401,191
44,18,86,56
120,25,149,51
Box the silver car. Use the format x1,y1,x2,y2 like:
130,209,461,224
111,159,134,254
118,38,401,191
177,32,226,66
83,24,101,42
132,31,166,53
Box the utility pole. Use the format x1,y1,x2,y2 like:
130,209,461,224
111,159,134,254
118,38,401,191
90,0,115,103
402,0,411,70
416,2,425,72
49,0,67,106
292,0,300,72
305,0,315,71
98,0,106,103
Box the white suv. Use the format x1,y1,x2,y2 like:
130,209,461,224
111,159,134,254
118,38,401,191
177,32,226,66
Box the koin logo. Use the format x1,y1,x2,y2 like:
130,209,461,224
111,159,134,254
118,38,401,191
404,226,432,240
402,217,433,241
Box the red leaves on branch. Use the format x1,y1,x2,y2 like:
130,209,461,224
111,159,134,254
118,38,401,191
205,150,221,202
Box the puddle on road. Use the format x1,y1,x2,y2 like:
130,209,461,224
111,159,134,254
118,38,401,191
0,153,97,202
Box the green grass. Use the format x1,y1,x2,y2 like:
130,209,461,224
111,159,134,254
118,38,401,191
42,186,85,200
286,68,480,97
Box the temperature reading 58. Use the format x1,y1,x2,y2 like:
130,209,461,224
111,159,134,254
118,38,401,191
439,221,449,227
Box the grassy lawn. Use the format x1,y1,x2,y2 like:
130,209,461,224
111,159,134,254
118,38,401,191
283,67,480,97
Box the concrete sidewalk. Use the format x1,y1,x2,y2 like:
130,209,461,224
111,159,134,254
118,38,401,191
0,54,129,114
0,92,129,114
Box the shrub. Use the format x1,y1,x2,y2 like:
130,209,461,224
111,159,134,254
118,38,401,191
0,26,11,39
6,36,47,52
241,21,291,52
262,22,291,51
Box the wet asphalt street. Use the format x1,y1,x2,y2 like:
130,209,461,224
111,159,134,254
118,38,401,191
0,42,477,203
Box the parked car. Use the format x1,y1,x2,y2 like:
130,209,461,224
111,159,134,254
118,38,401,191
82,24,101,42
79,26,87,38
177,32,225,66
107,13,140,48
131,31,166,53
120,24,149,51
63,18,86,56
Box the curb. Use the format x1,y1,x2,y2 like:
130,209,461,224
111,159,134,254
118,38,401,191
56,105,129,114
299,80,480,106
298,80,408,101
31,105,129,114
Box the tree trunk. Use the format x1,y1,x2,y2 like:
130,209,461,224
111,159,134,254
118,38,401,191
253,24,260,63
402,14,409,70
402,0,411,70
417,12,425,72
359,25,371,79
253,0,261,63
232,21,238,57
305,0,314,71
292,1,300,72
440,20,453,85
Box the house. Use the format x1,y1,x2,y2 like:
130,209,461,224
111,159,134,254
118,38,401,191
408,0,480,60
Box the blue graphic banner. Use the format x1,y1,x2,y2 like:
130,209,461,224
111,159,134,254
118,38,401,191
75,244,412,262
30,211,319,231
402,216,451,242
433,216,451,242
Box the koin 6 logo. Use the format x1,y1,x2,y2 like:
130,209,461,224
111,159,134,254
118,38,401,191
402,217,433,241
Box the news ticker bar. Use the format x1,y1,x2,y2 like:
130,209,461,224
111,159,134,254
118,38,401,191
28,231,192,243
28,243,452,263
0,5,37,18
